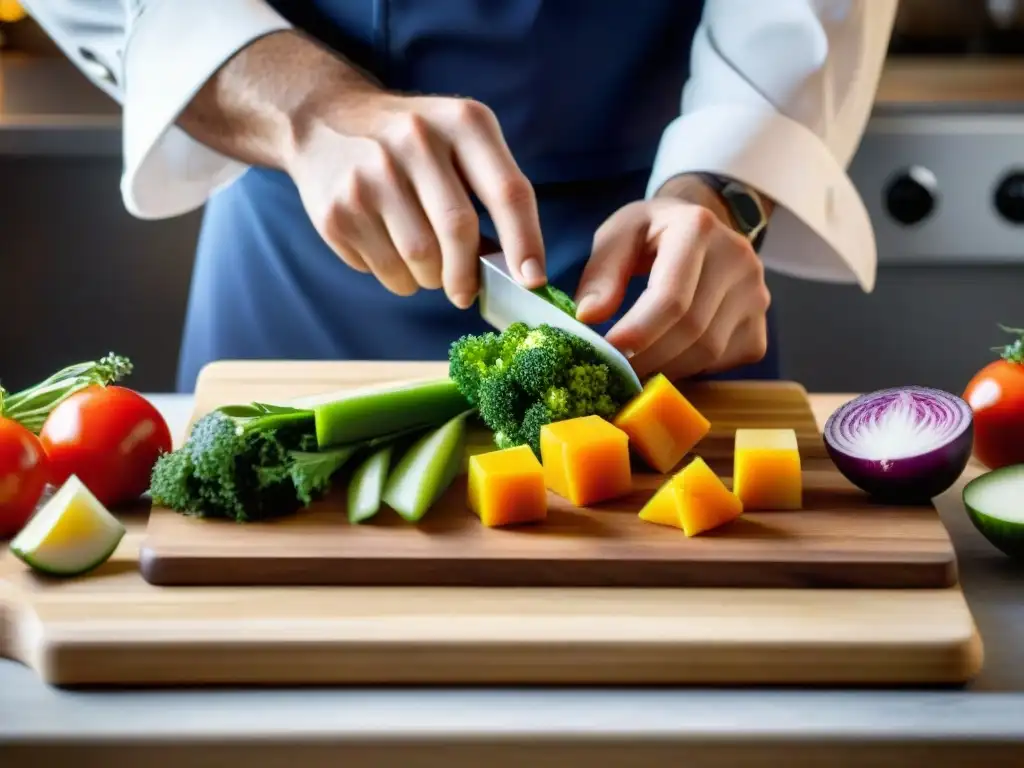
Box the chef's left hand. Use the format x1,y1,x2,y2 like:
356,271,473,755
574,175,772,381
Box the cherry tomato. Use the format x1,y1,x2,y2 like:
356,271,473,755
0,417,49,538
39,385,172,507
963,358,1024,470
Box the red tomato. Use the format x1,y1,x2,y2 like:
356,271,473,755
963,359,1024,470
39,386,172,507
0,417,49,538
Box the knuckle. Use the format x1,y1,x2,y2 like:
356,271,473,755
441,205,479,240
699,332,729,361
654,291,690,322
690,206,719,238
391,112,432,153
403,234,440,265
451,98,494,129
496,175,534,207
756,283,772,311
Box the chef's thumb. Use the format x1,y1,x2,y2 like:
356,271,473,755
574,212,645,324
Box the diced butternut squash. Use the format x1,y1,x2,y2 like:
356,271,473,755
613,373,712,473
540,415,632,506
732,428,802,510
468,444,547,527
639,456,743,536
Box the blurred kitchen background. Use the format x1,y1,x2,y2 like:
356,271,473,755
1,0,1024,394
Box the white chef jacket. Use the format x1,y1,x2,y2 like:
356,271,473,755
18,0,896,292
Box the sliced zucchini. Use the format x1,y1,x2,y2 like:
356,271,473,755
347,444,394,524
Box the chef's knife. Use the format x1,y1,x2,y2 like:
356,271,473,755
478,251,643,395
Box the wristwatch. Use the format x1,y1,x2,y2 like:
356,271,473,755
695,172,769,252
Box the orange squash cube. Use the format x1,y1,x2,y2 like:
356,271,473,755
639,456,743,536
467,445,547,527
540,415,632,506
613,373,711,473
732,428,802,510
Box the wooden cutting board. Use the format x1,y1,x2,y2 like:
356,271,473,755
138,361,958,590
0,362,983,687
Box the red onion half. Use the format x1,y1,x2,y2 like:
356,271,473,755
822,386,974,503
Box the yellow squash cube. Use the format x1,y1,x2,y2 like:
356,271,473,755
613,373,711,473
732,428,802,510
540,415,632,506
639,456,743,536
467,445,547,527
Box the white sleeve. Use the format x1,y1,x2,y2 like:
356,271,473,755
19,0,293,220
645,0,898,292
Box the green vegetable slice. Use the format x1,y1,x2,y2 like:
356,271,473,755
288,446,360,506
347,444,394,523
382,409,473,522
963,464,1024,559
305,378,472,447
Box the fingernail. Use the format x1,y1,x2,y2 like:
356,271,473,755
575,292,598,318
621,348,636,359
520,258,544,285
451,291,476,309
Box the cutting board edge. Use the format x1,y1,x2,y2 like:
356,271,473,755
20,612,984,689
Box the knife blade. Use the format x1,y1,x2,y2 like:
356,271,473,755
478,251,643,395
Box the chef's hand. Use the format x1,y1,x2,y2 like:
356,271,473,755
574,174,772,380
286,91,545,308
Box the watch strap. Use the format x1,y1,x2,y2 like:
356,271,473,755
695,172,768,252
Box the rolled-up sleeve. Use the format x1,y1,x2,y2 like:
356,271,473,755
20,0,293,220
646,0,898,292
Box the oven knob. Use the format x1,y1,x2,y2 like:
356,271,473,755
994,170,1024,224
884,166,938,226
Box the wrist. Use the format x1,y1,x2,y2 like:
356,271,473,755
655,172,775,249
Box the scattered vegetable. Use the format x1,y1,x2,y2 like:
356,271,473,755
639,456,743,536
10,474,126,577
962,464,1024,559
613,373,711,473
382,409,473,522
448,322,633,456
822,386,973,503
468,444,547,527
0,417,49,538
39,385,172,508
732,428,802,510
346,444,393,524
0,353,133,434
539,414,632,506
305,378,471,447
963,324,1024,470
149,407,356,522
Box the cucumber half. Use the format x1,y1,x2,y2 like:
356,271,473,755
962,464,1024,559
10,475,126,577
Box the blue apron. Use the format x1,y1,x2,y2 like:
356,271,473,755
176,0,780,392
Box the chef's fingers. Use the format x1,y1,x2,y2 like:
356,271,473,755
392,127,482,307
573,202,649,325
602,206,718,359
698,299,772,377
443,100,546,290
375,164,444,292
336,204,419,296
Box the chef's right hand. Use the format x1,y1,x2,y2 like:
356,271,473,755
285,92,546,309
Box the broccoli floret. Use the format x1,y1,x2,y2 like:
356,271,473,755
149,409,351,522
447,322,634,457
448,331,503,405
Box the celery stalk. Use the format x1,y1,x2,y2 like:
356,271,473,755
382,409,472,522
312,379,471,447
346,444,393,524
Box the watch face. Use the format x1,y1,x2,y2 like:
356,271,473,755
724,183,763,234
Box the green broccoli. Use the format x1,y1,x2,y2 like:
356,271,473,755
448,322,633,456
149,408,353,522
532,284,578,317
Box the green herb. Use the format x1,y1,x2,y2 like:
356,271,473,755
0,353,133,433
994,323,1024,364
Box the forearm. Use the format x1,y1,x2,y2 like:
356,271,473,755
177,29,380,171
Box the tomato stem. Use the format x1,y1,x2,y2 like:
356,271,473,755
0,353,133,434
